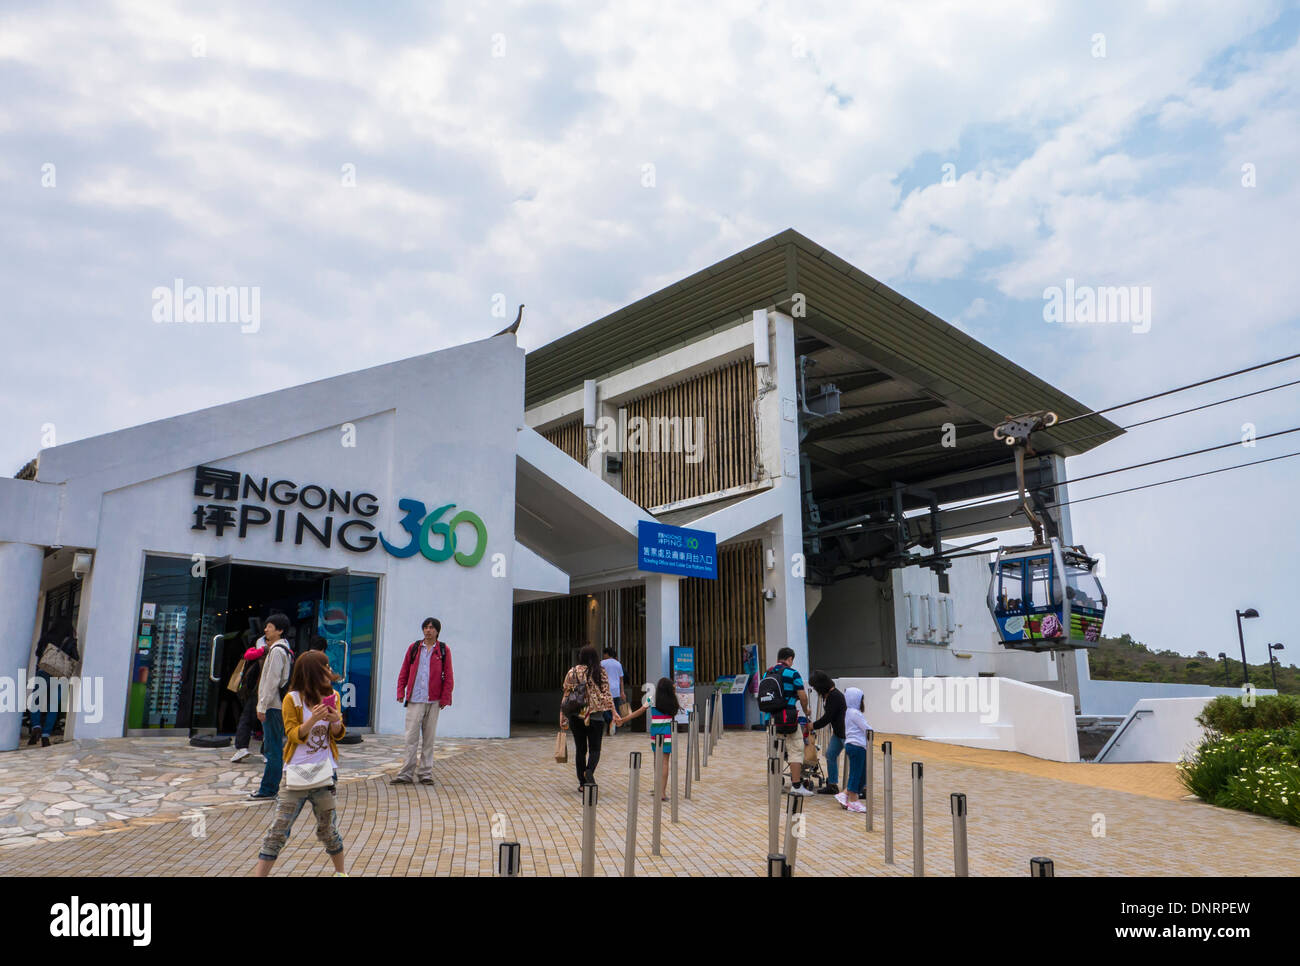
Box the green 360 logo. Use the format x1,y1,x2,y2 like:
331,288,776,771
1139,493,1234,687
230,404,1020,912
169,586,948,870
379,499,487,566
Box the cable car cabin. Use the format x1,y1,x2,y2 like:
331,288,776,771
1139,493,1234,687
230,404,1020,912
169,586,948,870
986,538,1107,650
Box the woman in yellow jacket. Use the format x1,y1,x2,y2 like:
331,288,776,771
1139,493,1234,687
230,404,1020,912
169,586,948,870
253,650,348,876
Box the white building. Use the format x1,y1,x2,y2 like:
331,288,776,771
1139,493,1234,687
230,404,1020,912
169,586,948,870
6,230,1212,753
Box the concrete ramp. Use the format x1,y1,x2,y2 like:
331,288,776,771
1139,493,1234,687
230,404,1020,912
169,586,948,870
835,675,1081,762
1094,697,1213,763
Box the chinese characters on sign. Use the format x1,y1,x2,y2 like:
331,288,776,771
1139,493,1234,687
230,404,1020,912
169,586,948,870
636,521,718,580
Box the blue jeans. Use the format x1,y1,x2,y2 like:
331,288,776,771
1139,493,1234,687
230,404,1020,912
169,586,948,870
255,708,285,796
30,670,62,735
826,734,845,786
845,743,866,797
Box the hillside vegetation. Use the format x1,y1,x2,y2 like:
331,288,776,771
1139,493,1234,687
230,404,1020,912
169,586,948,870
1090,633,1296,695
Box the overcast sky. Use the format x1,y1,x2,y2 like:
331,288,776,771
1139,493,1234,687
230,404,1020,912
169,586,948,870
2,1,1297,665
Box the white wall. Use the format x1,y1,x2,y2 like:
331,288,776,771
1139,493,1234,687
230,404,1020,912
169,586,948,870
1095,697,1213,763
40,337,524,740
1078,672,1273,716
837,675,1080,762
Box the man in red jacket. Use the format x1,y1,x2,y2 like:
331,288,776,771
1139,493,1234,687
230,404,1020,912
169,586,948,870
392,617,454,786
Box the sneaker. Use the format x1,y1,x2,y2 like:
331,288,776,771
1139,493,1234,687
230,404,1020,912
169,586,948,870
834,791,847,806
789,785,814,797
418,777,434,786
41,737,50,747
816,783,839,795
846,800,866,813
27,727,41,746
248,792,276,801
390,776,413,785
231,748,250,763
333,872,349,877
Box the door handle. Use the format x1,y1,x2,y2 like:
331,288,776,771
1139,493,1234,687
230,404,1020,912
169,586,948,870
209,634,222,682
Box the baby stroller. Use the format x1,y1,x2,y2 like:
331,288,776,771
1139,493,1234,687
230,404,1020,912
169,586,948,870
771,719,825,791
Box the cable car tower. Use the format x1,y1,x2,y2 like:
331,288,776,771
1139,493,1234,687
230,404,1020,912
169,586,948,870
986,411,1107,651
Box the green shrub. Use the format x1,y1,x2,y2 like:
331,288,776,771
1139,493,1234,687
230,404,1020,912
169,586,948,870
1178,727,1300,826
1196,694,1300,735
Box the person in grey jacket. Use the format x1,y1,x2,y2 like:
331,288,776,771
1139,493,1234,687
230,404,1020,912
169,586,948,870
249,614,293,800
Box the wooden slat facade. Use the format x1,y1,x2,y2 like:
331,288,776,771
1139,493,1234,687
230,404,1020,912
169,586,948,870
620,358,756,509
540,418,585,465
679,540,766,682
510,541,764,695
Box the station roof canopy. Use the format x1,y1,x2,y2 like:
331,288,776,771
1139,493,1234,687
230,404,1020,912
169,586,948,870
525,229,1123,507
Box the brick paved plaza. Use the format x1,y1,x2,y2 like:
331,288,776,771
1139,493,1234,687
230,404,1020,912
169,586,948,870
1,727,1296,876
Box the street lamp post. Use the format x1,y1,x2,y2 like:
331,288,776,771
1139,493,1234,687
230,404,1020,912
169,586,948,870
1235,608,1260,687
1268,643,1285,691
1218,652,1230,687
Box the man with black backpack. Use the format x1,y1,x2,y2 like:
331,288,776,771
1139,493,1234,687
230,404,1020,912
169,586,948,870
759,647,813,796
391,617,455,786
249,614,294,800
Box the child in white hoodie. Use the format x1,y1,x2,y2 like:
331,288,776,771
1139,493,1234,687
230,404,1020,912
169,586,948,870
836,686,871,813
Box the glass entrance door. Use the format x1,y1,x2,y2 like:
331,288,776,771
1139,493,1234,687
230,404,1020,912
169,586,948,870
188,562,231,734
319,571,377,728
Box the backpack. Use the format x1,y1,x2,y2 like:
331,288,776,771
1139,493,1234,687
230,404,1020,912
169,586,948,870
758,666,788,714
270,643,295,701
561,667,590,718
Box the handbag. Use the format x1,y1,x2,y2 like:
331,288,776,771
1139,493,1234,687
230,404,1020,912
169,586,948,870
553,730,568,764
225,658,247,694
37,641,76,679
284,760,334,791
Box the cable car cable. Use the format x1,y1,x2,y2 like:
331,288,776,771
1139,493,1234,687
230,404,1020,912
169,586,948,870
1054,350,1300,426
1045,376,1300,451
917,415,1300,517
926,447,1300,563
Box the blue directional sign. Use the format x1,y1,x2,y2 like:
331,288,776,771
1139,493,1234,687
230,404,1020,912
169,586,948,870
637,521,718,580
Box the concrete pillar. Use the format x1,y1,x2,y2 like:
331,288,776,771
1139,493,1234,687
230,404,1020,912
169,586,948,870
0,542,45,751
755,310,809,672
644,573,681,685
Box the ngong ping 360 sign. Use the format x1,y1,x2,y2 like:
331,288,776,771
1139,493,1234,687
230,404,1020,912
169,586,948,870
190,465,487,566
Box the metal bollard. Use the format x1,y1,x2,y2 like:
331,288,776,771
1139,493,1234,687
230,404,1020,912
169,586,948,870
651,735,664,856
669,727,680,823
700,702,710,768
951,793,968,877
767,853,789,877
714,690,723,747
883,741,894,864
581,782,598,877
717,691,728,754
683,711,694,800
767,753,782,856
497,841,521,877
1030,856,1055,877
783,790,805,874
912,762,924,877
865,729,875,832
692,707,702,782
623,752,641,877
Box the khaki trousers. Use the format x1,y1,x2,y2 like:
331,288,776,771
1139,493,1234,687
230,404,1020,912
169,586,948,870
397,701,441,781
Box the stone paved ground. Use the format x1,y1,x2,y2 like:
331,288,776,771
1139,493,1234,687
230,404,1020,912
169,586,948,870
0,733,464,848
0,727,1295,876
